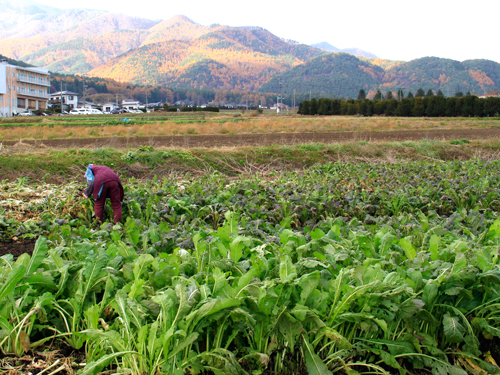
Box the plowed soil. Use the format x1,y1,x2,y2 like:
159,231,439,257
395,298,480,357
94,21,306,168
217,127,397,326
0,239,36,259
4,127,500,149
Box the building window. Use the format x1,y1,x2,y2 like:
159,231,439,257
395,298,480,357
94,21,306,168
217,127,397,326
18,98,26,108
69,96,73,100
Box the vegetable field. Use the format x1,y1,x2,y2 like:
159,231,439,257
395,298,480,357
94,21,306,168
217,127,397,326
1,159,500,375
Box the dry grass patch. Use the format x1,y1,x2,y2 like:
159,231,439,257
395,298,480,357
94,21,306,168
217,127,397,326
0,115,499,141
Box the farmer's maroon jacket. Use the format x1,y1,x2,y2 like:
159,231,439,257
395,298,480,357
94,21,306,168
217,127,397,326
84,165,124,201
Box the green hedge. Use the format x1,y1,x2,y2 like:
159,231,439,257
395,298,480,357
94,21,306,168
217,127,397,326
298,95,500,117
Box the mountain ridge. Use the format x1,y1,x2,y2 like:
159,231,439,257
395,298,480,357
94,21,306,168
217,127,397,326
1,1,499,97
260,54,500,97
311,42,377,59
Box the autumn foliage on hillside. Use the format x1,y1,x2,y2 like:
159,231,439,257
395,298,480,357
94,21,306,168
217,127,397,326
2,10,500,97
88,30,311,91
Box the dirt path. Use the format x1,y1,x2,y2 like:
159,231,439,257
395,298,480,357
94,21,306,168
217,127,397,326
3,128,500,149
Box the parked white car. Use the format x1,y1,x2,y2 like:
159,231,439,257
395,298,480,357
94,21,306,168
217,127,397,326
69,108,104,115
18,110,34,116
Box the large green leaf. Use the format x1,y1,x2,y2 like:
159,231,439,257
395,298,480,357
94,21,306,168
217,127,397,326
25,236,48,277
82,351,137,375
230,236,251,263
133,253,154,279
302,335,333,375
0,265,26,301
278,313,302,349
78,250,109,304
443,314,465,343
398,238,416,261
279,255,297,283
185,297,241,330
167,332,199,360
298,271,320,304
422,283,438,304
320,327,352,350
429,234,440,261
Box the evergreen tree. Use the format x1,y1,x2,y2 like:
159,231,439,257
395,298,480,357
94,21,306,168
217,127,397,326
445,97,458,117
365,100,374,116
331,100,341,115
374,100,386,115
318,98,330,115
426,89,434,97
357,89,366,100
425,95,446,116
347,103,357,115
484,97,500,117
395,98,414,117
413,97,425,116
340,101,347,115
385,99,398,116
457,95,476,116
309,98,318,115
474,98,484,117
374,90,382,100
357,99,368,115
298,101,309,115
415,88,425,97
397,89,404,101
437,89,444,96
455,91,464,97
407,91,414,99
386,91,394,100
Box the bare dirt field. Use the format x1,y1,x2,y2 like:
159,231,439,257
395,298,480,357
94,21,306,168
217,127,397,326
3,127,500,149
0,239,35,258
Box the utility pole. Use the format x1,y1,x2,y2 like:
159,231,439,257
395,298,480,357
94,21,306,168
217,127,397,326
9,66,12,116
60,82,63,114
82,80,88,109
293,89,296,111
277,79,283,114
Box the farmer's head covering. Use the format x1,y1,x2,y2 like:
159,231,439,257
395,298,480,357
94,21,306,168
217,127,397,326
85,164,94,181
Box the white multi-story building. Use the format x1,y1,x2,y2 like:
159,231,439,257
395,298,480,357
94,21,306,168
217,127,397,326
0,60,50,117
50,90,79,110
122,99,140,111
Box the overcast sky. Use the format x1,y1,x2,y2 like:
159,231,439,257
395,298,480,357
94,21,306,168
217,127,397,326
34,0,500,63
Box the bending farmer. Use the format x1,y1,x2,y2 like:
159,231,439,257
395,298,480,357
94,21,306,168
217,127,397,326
82,164,124,223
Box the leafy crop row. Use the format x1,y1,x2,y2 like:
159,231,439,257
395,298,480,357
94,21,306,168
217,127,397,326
1,160,500,374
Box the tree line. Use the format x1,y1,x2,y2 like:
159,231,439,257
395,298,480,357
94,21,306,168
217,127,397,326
298,95,500,117
49,74,277,107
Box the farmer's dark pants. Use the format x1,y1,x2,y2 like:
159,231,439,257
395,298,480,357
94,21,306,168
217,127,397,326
94,181,122,223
